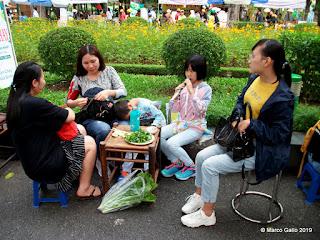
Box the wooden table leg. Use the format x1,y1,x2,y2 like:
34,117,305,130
149,145,156,183
99,141,109,195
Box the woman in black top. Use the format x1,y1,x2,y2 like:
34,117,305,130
6,62,101,199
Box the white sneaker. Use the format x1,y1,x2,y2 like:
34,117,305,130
182,193,204,214
181,209,216,228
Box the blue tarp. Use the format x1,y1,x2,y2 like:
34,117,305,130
251,0,268,4
207,0,224,4
28,0,52,7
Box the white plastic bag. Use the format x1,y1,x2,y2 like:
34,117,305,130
98,170,145,213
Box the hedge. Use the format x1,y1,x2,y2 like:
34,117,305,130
279,31,320,102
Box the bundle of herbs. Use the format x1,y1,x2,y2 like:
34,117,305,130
125,129,152,143
98,170,158,213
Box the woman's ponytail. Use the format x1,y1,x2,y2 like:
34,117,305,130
282,61,292,88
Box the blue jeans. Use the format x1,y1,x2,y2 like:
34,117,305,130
161,123,202,167
308,153,320,175
195,143,256,203
82,118,129,157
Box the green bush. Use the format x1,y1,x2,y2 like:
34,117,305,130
292,23,319,31
122,17,148,27
233,21,265,29
161,28,226,79
279,31,320,102
38,27,96,81
293,104,320,133
110,64,249,78
176,17,205,29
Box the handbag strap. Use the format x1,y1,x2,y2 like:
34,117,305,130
241,102,261,185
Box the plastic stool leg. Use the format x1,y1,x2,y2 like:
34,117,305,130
305,174,320,204
33,181,40,208
58,191,69,207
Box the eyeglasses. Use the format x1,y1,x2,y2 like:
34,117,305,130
249,54,267,60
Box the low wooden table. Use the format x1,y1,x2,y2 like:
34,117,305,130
99,125,161,194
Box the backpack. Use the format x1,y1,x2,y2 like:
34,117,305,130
75,98,116,125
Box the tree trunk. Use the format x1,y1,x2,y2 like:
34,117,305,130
304,0,311,20
317,0,320,26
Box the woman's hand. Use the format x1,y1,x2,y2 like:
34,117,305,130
94,90,114,101
67,98,87,108
231,117,243,128
238,119,250,133
76,98,88,108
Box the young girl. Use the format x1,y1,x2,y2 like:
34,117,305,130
161,54,212,181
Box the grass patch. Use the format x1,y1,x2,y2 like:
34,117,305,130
1,72,319,132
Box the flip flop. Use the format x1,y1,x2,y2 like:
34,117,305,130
78,186,102,201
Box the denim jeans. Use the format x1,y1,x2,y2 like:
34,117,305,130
82,118,129,157
195,143,256,203
161,123,202,167
308,153,320,174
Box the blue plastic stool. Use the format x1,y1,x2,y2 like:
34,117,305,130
33,181,70,207
296,162,320,204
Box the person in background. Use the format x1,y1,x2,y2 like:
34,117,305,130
119,9,126,22
7,62,101,199
126,9,132,18
32,7,39,18
20,11,28,21
195,10,201,20
175,8,181,22
256,8,263,22
106,8,113,21
189,9,196,18
284,9,294,25
165,9,172,23
178,10,186,21
136,9,141,17
200,9,208,23
180,39,294,228
151,6,157,22
267,9,277,25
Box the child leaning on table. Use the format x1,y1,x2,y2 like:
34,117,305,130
114,98,166,181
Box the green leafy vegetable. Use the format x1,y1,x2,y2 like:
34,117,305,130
98,171,157,214
125,129,152,143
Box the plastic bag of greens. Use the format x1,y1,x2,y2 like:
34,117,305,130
98,170,157,213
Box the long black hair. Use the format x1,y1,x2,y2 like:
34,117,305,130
252,39,292,88
6,62,42,130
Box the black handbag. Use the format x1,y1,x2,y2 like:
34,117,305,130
214,104,254,162
214,109,241,151
75,98,116,124
232,103,254,162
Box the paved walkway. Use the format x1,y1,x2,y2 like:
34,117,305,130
1,151,320,240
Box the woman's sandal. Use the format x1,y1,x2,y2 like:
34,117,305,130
78,186,102,200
